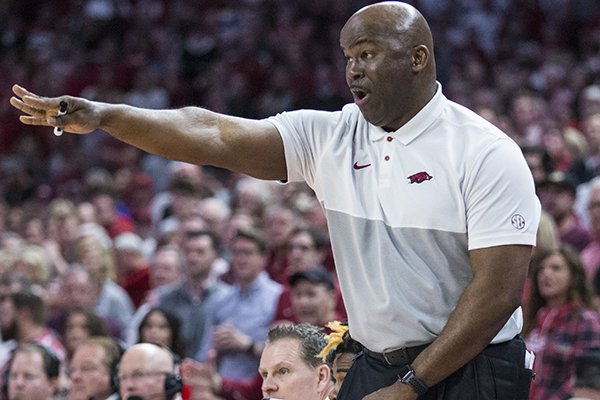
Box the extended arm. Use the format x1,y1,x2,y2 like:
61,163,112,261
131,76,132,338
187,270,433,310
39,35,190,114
365,244,533,400
10,85,286,181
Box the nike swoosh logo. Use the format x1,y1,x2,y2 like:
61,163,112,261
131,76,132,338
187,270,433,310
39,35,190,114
353,161,371,170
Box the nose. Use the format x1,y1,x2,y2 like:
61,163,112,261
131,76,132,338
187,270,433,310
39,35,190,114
261,375,277,395
346,60,364,82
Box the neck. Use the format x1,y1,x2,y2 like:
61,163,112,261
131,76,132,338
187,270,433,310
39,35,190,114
186,278,207,298
239,275,259,291
546,295,568,309
18,322,44,342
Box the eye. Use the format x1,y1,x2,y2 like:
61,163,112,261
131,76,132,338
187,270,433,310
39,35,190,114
278,368,289,375
361,51,374,60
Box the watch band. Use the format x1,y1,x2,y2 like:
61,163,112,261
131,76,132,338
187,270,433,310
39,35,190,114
398,364,429,396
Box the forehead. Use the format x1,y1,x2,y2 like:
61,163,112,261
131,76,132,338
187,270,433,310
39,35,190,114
291,231,313,243
72,344,105,363
145,310,168,324
260,338,304,369
12,351,44,371
120,349,155,371
292,279,329,292
120,346,172,371
340,7,405,49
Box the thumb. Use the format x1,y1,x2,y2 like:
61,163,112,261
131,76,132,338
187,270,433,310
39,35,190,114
206,349,218,375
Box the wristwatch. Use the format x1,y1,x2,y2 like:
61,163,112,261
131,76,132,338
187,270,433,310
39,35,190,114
398,364,429,396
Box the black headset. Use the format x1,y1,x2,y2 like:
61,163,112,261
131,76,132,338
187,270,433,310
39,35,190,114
2,343,61,399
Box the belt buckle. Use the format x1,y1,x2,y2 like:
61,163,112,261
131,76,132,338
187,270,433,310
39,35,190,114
382,351,393,365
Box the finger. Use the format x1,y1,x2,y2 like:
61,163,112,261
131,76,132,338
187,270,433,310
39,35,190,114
206,349,218,375
10,96,48,118
12,84,37,99
13,87,66,118
19,115,52,128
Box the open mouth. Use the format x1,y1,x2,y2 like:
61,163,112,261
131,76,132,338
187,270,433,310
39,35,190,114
351,88,370,106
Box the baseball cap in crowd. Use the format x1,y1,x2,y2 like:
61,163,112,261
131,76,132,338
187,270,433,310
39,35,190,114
538,171,577,196
289,267,335,291
113,232,143,253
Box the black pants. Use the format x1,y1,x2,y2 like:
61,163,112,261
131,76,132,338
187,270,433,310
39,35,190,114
337,337,533,400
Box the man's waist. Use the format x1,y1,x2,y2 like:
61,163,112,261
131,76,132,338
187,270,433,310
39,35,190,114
362,343,430,366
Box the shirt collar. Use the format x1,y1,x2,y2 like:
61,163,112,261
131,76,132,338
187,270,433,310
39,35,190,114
370,81,446,144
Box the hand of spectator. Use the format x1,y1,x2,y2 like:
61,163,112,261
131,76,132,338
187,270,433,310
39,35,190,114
180,352,223,399
212,323,253,352
10,85,104,135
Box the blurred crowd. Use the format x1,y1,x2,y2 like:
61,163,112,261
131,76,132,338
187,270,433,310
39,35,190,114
1,0,600,399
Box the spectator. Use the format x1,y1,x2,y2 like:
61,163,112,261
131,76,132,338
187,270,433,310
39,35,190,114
116,343,182,400
5,343,61,400
582,179,600,280
112,232,150,308
524,246,600,399
67,336,122,400
273,227,345,324
538,171,591,251
124,245,184,347
522,144,555,190
137,307,186,360
73,237,135,340
61,307,109,363
9,289,66,363
199,229,282,381
148,245,185,296
48,266,121,342
569,347,600,400
274,267,342,329
157,230,230,358
90,189,135,239
262,204,298,285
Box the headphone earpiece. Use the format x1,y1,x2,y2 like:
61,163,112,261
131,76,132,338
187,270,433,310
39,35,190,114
164,372,183,400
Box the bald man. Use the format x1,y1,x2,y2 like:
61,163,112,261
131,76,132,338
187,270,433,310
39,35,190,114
117,343,181,400
10,2,539,399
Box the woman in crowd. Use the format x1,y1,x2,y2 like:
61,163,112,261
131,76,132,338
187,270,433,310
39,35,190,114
62,307,110,361
137,307,186,360
524,246,600,399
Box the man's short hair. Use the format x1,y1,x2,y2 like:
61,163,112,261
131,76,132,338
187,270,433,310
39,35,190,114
290,226,329,251
79,337,123,374
266,323,327,368
9,343,61,379
233,228,267,254
12,290,45,325
184,229,221,253
288,267,335,291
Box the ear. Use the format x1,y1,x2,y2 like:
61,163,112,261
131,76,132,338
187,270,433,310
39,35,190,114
316,364,332,393
411,45,430,72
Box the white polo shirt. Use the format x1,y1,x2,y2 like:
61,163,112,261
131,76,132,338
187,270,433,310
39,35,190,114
268,83,541,352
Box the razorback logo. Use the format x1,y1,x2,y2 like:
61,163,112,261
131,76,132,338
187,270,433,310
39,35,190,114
407,171,433,184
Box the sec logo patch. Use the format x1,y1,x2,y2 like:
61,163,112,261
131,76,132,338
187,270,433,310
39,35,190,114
511,214,526,230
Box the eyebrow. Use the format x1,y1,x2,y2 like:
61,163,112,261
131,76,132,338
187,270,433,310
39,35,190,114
259,361,293,374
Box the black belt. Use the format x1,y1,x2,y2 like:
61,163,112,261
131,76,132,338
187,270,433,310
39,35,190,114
362,343,430,366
